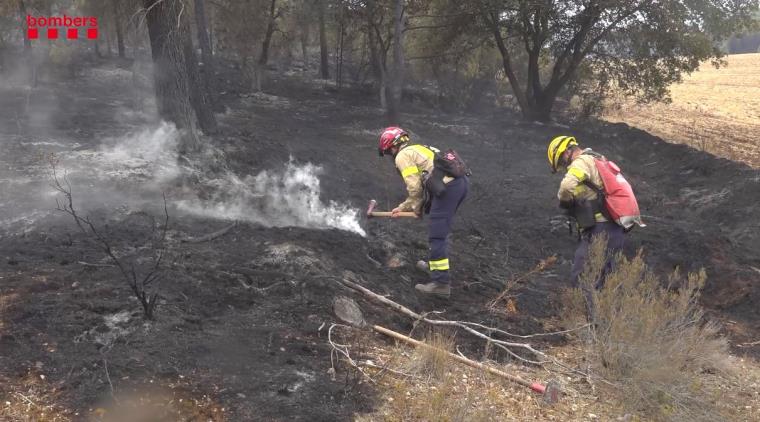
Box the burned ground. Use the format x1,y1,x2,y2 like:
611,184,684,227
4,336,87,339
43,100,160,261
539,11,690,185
1,56,759,420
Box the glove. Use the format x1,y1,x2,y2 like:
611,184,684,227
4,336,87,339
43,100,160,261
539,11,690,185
559,200,574,218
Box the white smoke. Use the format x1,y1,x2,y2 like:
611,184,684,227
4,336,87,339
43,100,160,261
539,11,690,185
62,121,181,183
98,122,182,183
57,122,365,235
177,159,366,236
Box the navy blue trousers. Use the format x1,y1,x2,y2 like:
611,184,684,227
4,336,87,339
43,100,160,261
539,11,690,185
428,177,468,284
570,221,625,319
570,221,625,289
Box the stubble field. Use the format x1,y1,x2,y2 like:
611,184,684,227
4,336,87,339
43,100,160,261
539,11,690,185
604,53,760,167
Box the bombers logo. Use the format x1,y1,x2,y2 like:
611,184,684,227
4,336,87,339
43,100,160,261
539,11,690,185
26,15,98,40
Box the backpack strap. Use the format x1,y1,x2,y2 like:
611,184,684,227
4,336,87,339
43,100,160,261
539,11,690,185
581,179,614,222
581,149,603,159
577,153,605,195
581,179,604,197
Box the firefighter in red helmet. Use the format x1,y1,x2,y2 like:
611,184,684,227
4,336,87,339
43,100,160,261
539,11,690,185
378,127,468,298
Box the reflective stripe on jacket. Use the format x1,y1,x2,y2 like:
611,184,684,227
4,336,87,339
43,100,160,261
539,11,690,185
557,150,607,223
394,144,453,212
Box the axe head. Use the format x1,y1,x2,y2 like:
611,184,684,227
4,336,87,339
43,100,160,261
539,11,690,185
543,380,561,404
366,199,378,217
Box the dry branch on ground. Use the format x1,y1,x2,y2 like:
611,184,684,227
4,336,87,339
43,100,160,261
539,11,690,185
332,270,591,377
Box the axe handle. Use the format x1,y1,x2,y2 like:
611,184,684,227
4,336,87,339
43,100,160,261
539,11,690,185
369,211,418,218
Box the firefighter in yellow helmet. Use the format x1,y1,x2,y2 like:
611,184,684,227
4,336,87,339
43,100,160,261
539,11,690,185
548,135,625,311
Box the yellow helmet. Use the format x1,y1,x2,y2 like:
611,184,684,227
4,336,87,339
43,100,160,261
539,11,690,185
547,135,578,173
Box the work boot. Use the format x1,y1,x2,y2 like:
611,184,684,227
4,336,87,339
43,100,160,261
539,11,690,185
414,282,450,297
415,260,429,272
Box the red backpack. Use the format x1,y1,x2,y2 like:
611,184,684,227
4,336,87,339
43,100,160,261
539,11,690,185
584,156,645,230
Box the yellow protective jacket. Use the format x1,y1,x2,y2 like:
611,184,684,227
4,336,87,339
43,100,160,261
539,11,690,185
394,144,453,213
557,150,608,223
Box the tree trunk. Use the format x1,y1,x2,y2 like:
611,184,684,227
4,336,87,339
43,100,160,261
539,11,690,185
367,23,381,82
386,0,404,125
379,69,387,110
318,0,330,79
207,4,214,55
183,31,218,133
300,22,308,66
18,0,35,87
259,0,277,67
112,0,125,58
523,97,554,122
18,0,31,52
193,0,215,104
194,0,213,66
486,13,529,119
367,10,386,109
105,19,113,57
254,63,262,92
335,9,344,88
255,0,277,91
143,0,199,151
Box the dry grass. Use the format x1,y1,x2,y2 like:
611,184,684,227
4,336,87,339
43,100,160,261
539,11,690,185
338,312,760,421
565,236,731,421
604,53,760,167
357,355,574,421
352,328,617,421
405,329,457,381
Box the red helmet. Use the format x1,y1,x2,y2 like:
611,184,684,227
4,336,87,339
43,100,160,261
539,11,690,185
378,127,409,156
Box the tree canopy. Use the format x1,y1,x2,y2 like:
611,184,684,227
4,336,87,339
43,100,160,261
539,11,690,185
3,0,757,125
475,0,759,121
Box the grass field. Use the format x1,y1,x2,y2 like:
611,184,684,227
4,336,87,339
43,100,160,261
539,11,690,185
604,53,760,168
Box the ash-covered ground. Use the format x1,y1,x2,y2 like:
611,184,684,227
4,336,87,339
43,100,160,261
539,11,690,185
1,55,759,420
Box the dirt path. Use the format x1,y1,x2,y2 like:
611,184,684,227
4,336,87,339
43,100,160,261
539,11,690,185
1,58,759,419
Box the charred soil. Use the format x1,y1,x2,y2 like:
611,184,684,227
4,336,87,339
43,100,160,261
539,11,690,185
1,57,759,420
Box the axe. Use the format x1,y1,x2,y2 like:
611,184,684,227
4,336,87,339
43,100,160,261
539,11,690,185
366,199,417,218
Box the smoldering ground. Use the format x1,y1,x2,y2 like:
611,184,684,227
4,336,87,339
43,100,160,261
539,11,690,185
0,54,365,237
2,32,760,421
0,49,375,421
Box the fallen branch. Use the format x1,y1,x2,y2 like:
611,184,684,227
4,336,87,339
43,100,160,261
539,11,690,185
359,360,418,379
459,321,591,339
78,261,116,268
236,278,286,294
334,273,551,365
332,272,600,380
738,339,760,348
102,357,117,402
488,256,557,310
220,270,287,294
373,324,560,403
365,253,383,268
180,221,237,243
14,392,36,408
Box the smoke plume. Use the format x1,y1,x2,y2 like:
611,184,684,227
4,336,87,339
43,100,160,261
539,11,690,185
60,122,365,235
176,159,365,235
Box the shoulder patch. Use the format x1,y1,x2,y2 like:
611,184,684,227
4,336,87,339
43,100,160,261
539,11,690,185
567,166,587,181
